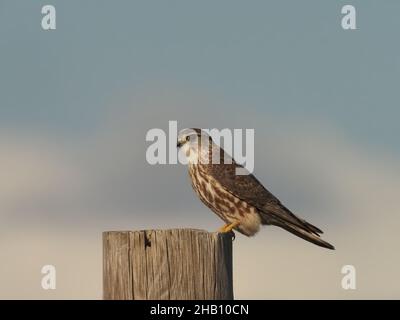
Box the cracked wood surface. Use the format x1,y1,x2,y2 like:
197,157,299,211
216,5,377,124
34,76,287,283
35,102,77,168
103,229,234,300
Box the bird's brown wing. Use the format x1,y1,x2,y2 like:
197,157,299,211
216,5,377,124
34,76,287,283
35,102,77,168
205,160,323,235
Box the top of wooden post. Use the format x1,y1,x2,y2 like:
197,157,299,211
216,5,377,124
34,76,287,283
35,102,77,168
103,228,234,300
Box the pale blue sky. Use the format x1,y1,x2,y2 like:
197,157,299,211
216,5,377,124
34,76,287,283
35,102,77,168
1,1,399,151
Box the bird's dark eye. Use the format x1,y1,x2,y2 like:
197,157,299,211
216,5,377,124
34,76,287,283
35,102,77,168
186,136,190,141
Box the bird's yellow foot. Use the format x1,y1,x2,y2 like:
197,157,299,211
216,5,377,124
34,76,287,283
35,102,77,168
218,224,230,233
218,221,240,233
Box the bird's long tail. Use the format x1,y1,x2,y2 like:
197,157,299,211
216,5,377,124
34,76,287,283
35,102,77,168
273,220,335,250
260,206,335,250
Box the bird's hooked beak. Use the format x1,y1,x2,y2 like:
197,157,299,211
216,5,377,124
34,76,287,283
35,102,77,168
177,140,184,148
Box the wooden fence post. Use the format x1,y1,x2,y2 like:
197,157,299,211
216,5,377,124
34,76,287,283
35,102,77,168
103,229,234,300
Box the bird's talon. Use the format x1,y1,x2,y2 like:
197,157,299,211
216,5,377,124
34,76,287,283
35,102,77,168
218,225,228,233
223,221,240,233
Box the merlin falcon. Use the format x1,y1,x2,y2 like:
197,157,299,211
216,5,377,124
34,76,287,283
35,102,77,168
177,128,334,250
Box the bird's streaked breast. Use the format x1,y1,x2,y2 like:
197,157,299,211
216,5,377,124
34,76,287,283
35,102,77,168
188,163,261,236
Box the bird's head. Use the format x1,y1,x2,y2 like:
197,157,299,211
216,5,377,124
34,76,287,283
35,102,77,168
177,128,214,164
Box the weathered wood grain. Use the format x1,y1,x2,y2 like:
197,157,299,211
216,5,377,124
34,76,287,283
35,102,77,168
103,229,234,300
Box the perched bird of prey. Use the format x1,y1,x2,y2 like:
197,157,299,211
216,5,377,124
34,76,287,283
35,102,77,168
177,128,334,250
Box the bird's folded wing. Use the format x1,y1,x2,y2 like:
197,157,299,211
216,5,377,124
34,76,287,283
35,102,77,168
206,160,322,235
